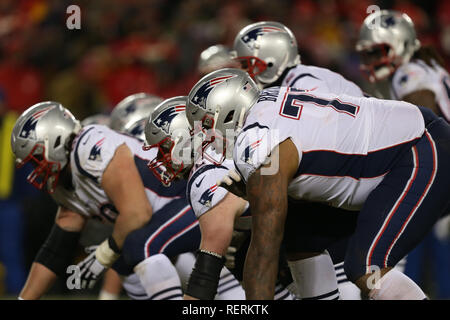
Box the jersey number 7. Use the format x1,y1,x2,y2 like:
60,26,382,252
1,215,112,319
279,90,360,120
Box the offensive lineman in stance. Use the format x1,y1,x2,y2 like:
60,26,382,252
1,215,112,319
231,21,366,298
186,68,450,299
12,101,201,299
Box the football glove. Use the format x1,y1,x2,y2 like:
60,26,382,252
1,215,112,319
77,238,120,289
224,230,250,270
216,169,247,200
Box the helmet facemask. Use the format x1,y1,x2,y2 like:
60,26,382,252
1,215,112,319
11,102,81,194
16,143,61,193
356,10,421,83
234,56,268,82
143,135,192,186
358,43,398,82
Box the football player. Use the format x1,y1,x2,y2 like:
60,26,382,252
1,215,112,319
12,101,201,300
144,95,297,300
356,9,450,297
145,90,363,300
232,21,364,96
186,68,450,299
356,10,450,123
231,21,365,298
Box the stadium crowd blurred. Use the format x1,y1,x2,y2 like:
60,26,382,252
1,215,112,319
0,0,449,298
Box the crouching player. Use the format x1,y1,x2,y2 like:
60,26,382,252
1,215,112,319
12,101,200,299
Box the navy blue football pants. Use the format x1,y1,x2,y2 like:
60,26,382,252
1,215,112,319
112,198,201,275
344,107,450,281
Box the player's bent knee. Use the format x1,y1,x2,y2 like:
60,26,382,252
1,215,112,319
351,267,392,296
134,254,183,300
288,251,340,300
357,268,427,300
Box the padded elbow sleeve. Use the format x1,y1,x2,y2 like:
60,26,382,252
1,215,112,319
35,224,81,276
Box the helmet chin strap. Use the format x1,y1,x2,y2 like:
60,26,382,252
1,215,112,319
402,39,421,65
74,120,82,134
171,135,190,170
213,106,221,131
44,136,50,162
236,106,246,132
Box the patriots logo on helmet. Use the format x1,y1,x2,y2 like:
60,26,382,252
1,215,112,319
381,16,396,28
153,105,185,134
241,26,283,48
190,75,237,110
399,74,409,85
124,103,136,115
89,137,105,161
241,138,263,164
19,107,52,140
198,184,217,207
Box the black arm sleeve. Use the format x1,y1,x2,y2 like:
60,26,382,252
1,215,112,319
34,224,81,276
185,251,225,300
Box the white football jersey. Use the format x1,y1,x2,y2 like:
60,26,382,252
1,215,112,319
234,87,425,211
187,148,250,221
391,59,450,122
187,65,364,219
281,64,364,97
51,124,186,223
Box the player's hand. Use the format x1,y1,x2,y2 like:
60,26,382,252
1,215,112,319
224,230,250,270
77,247,107,289
224,246,237,269
77,238,121,289
217,169,247,200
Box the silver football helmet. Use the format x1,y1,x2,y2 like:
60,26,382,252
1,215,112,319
231,21,300,86
197,44,240,76
143,96,192,186
11,101,81,193
356,10,421,82
186,68,260,161
110,93,163,139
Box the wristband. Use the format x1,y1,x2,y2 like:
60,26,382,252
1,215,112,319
185,250,225,299
108,236,122,254
95,239,120,268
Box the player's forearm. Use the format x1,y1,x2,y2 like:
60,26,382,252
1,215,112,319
111,209,151,248
19,262,58,300
199,225,234,257
244,165,288,299
243,211,283,299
